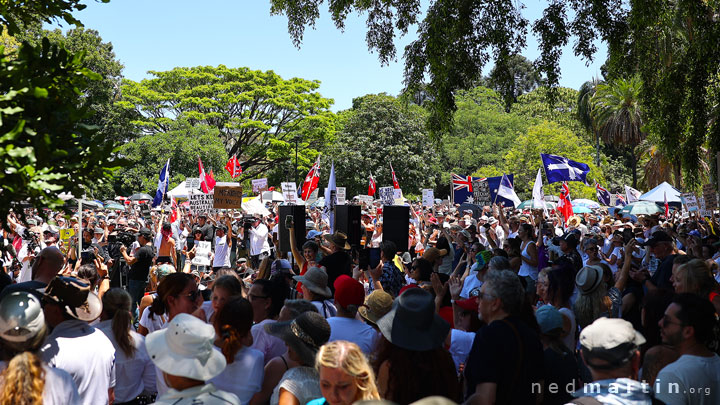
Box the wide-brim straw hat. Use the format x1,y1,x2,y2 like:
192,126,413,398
324,232,351,250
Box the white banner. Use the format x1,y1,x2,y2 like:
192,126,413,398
393,188,403,205
422,189,434,207
281,182,298,204
336,187,346,205
189,192,214,214
252,178,268,193
191,241,212,266
356,194,374,205
186,177,201,190
379,187,394,206
681,193,699,212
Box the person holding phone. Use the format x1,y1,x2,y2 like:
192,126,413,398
288,217,320,296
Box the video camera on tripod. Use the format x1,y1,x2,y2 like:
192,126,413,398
107,230,136,289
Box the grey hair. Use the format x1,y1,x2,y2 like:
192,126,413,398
282,299,319,319
483,270,525,315
488,256,511,272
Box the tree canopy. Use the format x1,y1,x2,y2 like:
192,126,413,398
118,66,336,181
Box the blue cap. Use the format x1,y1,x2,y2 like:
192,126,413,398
535,305,563,335
306,230,323,239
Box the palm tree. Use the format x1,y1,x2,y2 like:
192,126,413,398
577,78,603,166
591,75,646,188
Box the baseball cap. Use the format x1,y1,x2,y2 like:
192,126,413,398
640,230,673,247
306,230,323,239
579,317,645,369
535,305,563,335
136,227,152,238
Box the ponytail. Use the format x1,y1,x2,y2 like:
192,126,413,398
0,352,45,405
102,288,136,357
220,325,243,364
214,296,253,364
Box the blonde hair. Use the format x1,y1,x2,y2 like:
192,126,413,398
0,326,48,405
677,259,717,296
316,341,380,401
102,288,136,357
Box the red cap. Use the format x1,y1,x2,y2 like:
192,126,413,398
455,297,479,312
333,275,364,309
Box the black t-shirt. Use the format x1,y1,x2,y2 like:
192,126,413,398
129,245,154,281
651,254,676,290
318,251,352,293
464,316,544,403
542,347,580,405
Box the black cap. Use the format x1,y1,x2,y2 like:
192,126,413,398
640,231,673,247
216,224,227,233
135,227,152,238
554,233,578,248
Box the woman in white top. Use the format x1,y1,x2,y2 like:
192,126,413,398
0,292,80,404
369,222,383,248
210,296,264,404
194,274,244,323
97,288,156,402
517,224,539,297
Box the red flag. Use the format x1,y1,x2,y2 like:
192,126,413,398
390,163,400,189
198,157,215,193
169,196,178,223
664,191,669,217
368,172,377,196
224,155,242,179
557,182,573,223
300,157,321,201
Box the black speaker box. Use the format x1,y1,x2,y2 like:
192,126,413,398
278,205,306,253
335,205,362,247
382,205,410,252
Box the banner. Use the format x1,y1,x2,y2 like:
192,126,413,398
356,194,373,205
379,187,394,206
393,188,403,205
281,182,298,204
252,178,268,193
681,193,699,212
191,241,212,266
336,187,346,205
186,177,201,190
472,179,491,206
213,184,243,209
422,189,434,207
703,184,718,209
189,192,214,214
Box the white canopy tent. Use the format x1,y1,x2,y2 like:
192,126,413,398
168,181,190,198
639,181,682,203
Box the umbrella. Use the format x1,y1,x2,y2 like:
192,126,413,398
620,201,662,216
572,205,592,214
517,199,557,210
572,199,601,209
104,201,125,210
129,193,153,201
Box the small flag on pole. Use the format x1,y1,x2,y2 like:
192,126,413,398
390,164,400,189
224,155,242,179
368,172,377,196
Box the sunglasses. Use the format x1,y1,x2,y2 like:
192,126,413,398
182,289,201,301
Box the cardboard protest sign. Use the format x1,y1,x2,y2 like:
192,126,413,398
306,188,319,205
393,188,403,205
681,193,699,212
422,189,434,207
189,192,214,214
703,184,718,209
379,187,394,206
281,182,298,204
186,177,201,190
699,197,709,217
191,241,212,266
356,194,373,205
472,179,491,206
252,178,268,193
213,184,243,209
336,187,346,205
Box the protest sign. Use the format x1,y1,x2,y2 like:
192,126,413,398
422,189,434,207
356,194,373,205
191,241,211,266
379,187,394,206
140,203,152,223
393,188,403,205
336,187,346,205
252,178,268,193
306,188,319,205
698,197,709,217
472,179,491,206
703,184,718,209
189,192,214,214
186,177,201,190
59,228,75,242
213,184,242,209
681,193,699,212
281,182,298,204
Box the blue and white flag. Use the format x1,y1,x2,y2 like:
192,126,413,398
595,182,612,206
323,162,336,233
152,159,170,208
541,153,590,184
497,174,521,208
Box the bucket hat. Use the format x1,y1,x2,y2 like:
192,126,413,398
293,267,332,298
146,313,226,381
266,311,331,366
358,290,393,325
376,288,450,351
324,232,351,250
43,276,102,322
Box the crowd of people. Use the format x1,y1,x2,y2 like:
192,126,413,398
0,198,720,404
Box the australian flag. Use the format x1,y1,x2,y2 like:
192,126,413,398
452,173,514,206
541,153,590,184
595,182,611,206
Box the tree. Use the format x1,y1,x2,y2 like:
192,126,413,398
325,94,440,196
504,121,604,200
118,66,335,181
486,54,543,112
1,0,107,36
114,121,229,195
577,78,603,166
0,39,120,220
590,76,645,188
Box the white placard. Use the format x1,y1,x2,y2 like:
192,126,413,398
186,177,201,190
356,195,374,205
379,187,394,206
281,182,298,204
422,189,434,207
191,241,212,266
336,187,346,205
682,192,699,212
189,192,214,214
252,178,268,193
393,188,403,205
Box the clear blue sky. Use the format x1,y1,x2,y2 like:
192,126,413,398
69,0,606,111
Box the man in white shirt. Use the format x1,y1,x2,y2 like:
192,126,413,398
248,217,270,269
654,293,720,405
212,216,233,272
40,276,116,405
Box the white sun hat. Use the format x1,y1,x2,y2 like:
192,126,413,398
146,313,226,381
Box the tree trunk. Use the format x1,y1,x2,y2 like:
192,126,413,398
673,161,683,189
